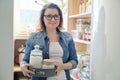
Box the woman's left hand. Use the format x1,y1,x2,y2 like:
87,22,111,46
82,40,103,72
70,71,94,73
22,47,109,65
55,63,64,75
55,62,72,75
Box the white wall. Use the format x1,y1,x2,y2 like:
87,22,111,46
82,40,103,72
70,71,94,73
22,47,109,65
104,0,120,80
0,0,13,80
91,0,120,80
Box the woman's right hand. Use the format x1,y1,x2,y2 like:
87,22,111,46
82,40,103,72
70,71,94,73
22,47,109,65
20,64,35,77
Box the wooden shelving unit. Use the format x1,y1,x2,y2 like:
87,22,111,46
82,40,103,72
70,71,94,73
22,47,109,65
68,0,92,80
14,35,28,80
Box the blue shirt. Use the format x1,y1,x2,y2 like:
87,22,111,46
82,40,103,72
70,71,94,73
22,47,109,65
22,30,78,80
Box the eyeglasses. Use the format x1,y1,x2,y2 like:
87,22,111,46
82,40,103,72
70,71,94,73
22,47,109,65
44,14,60,20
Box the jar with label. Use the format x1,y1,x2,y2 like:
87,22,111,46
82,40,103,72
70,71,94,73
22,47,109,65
30,45,43,68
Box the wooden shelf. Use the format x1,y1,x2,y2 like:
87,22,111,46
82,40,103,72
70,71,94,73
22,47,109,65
69,13,91,18
74,38,91,44
14,65,28,80
14,65,21,72
14,35,29,40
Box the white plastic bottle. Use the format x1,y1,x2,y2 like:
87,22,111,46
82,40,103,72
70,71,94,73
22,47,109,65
30,45,43,68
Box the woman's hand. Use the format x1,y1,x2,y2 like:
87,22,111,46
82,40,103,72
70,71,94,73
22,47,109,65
20,64,35,77
55,62,72,75
55,63,64,75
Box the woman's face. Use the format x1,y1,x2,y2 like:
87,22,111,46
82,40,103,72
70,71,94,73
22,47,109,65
43,8,60,30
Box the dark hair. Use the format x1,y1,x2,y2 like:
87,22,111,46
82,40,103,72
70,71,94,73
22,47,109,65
36,3,63,32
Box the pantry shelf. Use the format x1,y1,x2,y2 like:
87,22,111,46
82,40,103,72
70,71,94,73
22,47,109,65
74,38,91,44
69,13,91,18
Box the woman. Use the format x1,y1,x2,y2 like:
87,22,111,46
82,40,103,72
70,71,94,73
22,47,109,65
20,3,78,80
